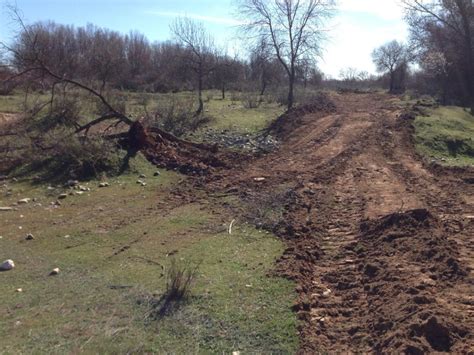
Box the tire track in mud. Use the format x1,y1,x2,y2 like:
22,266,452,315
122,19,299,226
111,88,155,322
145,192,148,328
211,93,473,353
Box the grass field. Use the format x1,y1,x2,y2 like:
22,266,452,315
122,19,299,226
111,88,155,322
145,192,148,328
0,155,298,353
0,88,295,353
414,106,474,166
0,89,284,135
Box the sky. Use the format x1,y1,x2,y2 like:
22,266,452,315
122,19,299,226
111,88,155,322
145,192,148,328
0,0,409,78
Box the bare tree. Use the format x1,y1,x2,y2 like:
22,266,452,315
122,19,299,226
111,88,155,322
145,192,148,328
237,0,335,110
402,0,473,114
372,40,410,94
170,18,217,115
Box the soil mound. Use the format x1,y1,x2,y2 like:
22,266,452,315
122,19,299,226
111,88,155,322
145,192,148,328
267,93,337,138
358,209,466,280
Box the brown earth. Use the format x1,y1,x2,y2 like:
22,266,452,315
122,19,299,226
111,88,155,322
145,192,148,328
199,92,473,353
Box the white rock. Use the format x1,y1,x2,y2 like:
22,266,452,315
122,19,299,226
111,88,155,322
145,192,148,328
99,182,109,188
16,288,23,293
0,207,13,212
322,289,332,298
58,194,68,200
18,198,31,204
50,268,60,275
0,259,15,271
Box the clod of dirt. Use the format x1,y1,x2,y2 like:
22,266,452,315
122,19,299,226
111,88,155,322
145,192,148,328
410,316,459,352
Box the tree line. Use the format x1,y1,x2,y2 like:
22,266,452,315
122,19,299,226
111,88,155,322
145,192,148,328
372,0,473,114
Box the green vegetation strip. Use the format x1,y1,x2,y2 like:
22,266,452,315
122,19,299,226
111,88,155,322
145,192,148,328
414,106,474,167
0,157,297,353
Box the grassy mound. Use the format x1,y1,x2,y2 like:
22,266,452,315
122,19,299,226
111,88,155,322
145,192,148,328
414,106,474,166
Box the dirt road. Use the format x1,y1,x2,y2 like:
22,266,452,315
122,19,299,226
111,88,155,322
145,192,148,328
209,92,473,353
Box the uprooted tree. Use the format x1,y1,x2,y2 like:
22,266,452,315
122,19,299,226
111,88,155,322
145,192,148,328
0,11,223,178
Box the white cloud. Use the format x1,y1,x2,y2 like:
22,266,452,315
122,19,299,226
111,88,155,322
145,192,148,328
145,11,243,26
319,1,409,77
338,0,405,21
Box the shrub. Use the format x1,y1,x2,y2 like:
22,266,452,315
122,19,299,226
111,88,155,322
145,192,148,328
145,258,199,319
8,127,123,180
149,97,212,136
241,92,260,109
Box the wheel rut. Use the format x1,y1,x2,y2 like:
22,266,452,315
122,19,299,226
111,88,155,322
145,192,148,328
209,92,473,353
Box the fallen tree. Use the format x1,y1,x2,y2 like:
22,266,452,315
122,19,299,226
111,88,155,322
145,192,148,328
0,9,227,178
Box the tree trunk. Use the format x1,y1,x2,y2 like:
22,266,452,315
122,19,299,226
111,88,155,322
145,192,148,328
196,65,204,116
221,84,225,100
287,74,295,111
260,80,267,96
389,71,395,94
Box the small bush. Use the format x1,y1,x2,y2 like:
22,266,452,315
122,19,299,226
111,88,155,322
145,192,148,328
165,258,198,302
8,127,123,180
149,97,212,136
242,92,260,109
145,258,199,319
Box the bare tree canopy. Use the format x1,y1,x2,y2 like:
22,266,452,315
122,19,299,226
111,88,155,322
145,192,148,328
402,0,474,114
372,40,410,94
236,0,335,110
170,17,218,115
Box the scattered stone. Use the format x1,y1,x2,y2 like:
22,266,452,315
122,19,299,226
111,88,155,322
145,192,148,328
154,171,161,177
79,185,89,192
254,177,266,182
322,289,332,298
0,259,15,271
58,194,68,200
54,201,61,206
0,207,13,212
139,174,146,178
75,191,84,196
67,180,79,187
141,182,147,187
25,233,35,241
136,180,144,185
16,288,23,293
50,268,60,276
64,235,70,239
232,352,241,355
18,198,31,204
99,182,109,188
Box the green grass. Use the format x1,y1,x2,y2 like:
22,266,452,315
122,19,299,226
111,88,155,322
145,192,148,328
414,106,474,166
0,155,298,353
0,89,284,134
